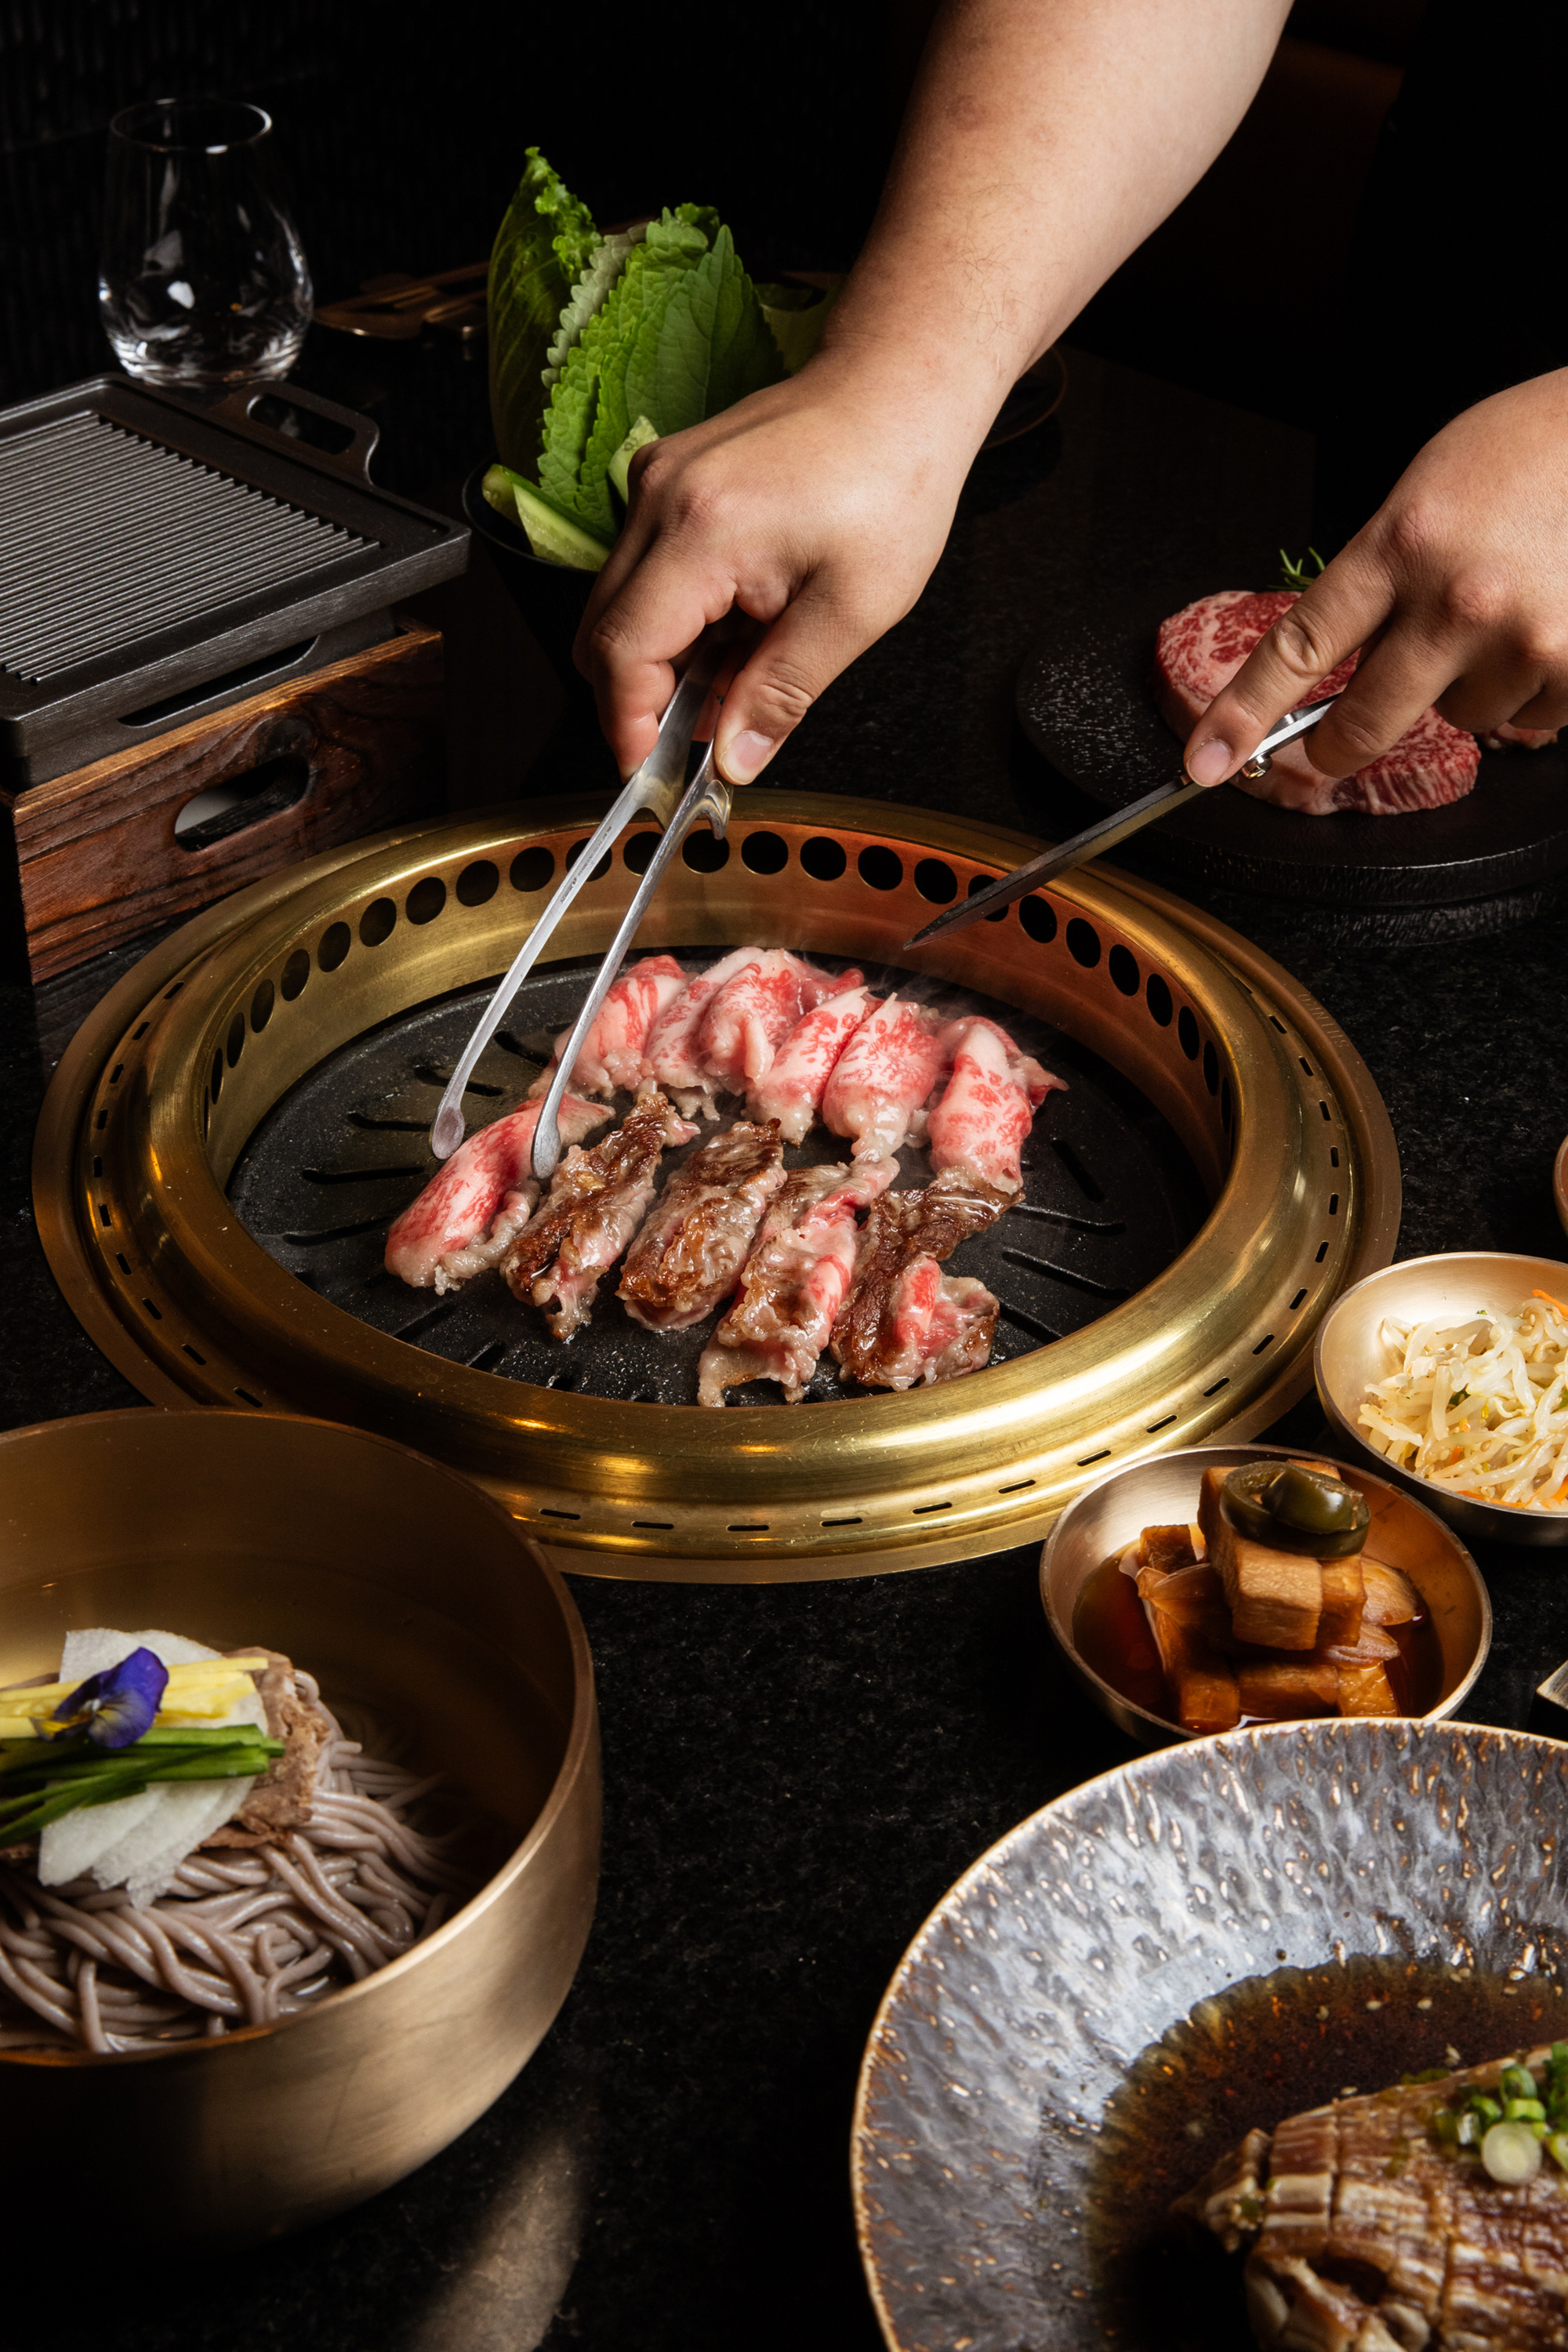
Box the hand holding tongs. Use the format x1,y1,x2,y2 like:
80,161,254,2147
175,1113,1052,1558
902,693,1343,949
429,622,750,1181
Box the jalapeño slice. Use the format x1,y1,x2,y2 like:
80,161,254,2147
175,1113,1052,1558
1221,1461,1369,1557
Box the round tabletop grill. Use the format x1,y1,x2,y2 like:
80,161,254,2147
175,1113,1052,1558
34,791,1399,1580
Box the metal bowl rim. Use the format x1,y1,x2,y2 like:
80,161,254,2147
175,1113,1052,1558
1038,1439,1493,1744
0,1404,597,2071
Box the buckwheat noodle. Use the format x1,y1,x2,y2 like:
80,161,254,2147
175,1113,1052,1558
0,1671,471,2056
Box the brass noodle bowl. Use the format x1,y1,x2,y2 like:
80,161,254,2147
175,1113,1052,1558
34,792,1399,1580
0,1408,599,2259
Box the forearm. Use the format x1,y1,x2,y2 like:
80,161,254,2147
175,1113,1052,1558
579,0,1290,779
818,0,1290,442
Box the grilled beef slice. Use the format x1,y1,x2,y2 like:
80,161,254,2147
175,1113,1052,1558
831,1164,1007,1390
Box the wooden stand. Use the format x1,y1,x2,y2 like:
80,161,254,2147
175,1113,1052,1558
2,617,445,982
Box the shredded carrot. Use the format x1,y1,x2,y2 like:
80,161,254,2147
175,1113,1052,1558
1532,1289,1568,1316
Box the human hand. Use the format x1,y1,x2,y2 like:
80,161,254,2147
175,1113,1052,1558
573,354,975,785
1183,368,1568,785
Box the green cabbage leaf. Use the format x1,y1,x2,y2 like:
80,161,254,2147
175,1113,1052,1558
487,148,601,470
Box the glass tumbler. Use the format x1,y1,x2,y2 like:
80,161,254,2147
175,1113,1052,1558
100,97,313,386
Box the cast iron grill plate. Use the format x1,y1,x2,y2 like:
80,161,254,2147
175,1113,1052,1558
0,412,371,683
229,954,1205,1406
0,374,467,779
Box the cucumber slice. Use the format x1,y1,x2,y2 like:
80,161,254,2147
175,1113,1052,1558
608,415,660,506
483,464,610,572
481,462,521,522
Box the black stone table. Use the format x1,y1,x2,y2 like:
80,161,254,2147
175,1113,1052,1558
4,347,1567,2352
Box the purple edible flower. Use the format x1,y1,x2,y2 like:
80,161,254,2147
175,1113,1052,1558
51,1646,169,1748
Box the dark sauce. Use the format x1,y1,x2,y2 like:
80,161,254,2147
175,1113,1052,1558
1073,1550,1168,1717
1083,1953,1568,2350
1071,1552,1446,1726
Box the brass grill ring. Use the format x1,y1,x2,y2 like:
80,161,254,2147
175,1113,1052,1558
34,791,1399,1581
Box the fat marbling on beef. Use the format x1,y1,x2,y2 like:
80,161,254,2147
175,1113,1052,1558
1154,589,1479,816
385,1094,610,1293
528,953,687,1099
748,984,880,1143
696,952,858,1098
927,1014,1064,1193
699,1157,896,1405
643,947,768,1115
831,1164,1007,1390
822,996,947,1160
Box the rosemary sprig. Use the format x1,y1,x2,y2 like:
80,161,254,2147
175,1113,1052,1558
1278,546,1327,592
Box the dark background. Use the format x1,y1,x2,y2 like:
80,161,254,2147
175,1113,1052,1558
15,11,1557,2352
2,0,1425,431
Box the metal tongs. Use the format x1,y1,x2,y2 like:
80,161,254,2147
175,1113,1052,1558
429,623,749,1182
902,693,1343,949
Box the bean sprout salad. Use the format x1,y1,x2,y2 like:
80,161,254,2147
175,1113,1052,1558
1357,1290,1568,1510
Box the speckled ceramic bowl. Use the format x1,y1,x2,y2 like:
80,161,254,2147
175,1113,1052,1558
1316,1251,1568,1547
853,1719,1568,2352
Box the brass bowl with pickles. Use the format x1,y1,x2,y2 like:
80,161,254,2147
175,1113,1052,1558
0,1407,600,2263
1040,1443,1491,1747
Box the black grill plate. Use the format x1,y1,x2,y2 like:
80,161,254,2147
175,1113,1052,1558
229,955,1207,1408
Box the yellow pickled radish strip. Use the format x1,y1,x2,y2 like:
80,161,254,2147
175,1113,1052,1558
0,1655,269,1709
151,1693,258,1721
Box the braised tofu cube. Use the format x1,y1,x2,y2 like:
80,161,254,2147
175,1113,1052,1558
1318,1553,1366,1648
1197,1467,1229,1552
1236,1657,1340,1719
1145,1592,1240,1736
1177,1662,1244,1737
1208,1505,1323,1651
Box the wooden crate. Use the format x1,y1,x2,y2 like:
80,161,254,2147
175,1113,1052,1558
2,618,444,982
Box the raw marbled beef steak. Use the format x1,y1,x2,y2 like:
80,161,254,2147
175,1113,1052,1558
1153,587,1480,816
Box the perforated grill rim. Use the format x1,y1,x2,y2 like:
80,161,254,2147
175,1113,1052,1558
33,792,1402,1579
0,412,372,682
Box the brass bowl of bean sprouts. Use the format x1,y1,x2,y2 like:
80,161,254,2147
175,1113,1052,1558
1316,1250,1568,1547
0,1407,600,2259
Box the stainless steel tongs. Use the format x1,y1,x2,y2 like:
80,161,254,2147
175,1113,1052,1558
429,622,750,1182
902,693,1343,949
